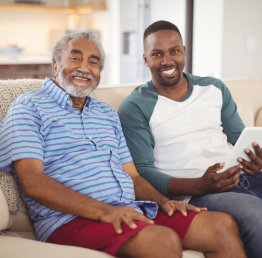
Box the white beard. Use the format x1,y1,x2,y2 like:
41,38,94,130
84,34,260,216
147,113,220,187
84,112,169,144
57,68,99,98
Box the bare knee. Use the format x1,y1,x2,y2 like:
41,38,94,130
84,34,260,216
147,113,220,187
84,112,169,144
183,211,244,252
145,225,182,253
211,212,240,245
205,212,246,257
118,225,182,258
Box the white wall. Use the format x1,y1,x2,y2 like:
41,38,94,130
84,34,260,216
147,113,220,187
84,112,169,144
193,0,262,80
100,0,120,84
150,0,186,40
192,0,224,78
221,0,262,79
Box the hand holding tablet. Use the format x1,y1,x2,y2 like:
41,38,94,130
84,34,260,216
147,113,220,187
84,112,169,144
221,127,262,173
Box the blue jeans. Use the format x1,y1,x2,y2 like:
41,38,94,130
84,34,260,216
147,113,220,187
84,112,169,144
189,173,262,258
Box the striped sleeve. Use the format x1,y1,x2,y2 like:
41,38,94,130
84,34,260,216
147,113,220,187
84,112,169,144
115,114,133,165
0,100,44,171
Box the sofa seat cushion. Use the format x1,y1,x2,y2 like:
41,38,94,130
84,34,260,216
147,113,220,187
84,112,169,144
0,235,112,258
0,230,36,240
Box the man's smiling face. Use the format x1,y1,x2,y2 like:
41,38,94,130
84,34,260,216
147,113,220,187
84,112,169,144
53,38,101,98
143,30,186,88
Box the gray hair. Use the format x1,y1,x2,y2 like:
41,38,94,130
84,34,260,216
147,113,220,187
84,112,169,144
52,31,105,70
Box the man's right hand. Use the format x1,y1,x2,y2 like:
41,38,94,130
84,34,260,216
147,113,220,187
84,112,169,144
99,206,154,234
199,163,242,193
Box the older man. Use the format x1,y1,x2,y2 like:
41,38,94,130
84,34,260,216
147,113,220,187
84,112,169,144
0,32,246,258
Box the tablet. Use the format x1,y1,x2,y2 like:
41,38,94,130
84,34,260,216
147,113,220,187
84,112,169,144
221,127,262,172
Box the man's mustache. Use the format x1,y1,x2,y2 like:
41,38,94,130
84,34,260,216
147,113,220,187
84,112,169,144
70,71,94,80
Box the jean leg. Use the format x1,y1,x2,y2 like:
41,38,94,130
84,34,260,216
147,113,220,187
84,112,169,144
232,173,262,199
189,191,262,258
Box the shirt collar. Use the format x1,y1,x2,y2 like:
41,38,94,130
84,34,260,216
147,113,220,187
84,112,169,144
42,77,91,109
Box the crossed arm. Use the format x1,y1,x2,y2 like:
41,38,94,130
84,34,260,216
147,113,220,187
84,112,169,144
14,159,203,234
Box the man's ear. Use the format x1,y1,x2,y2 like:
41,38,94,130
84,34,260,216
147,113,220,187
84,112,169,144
183,46,186,56
53,61,58,78
143,53,149,67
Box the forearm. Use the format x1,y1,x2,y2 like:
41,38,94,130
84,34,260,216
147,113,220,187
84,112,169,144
122,162,169,205
167,177,206,196
132,174,168,205
28,174,110,220
136,164,171,197
14,160,111,221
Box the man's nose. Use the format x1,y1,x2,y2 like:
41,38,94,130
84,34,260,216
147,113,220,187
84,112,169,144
78,61,90,73
161,54,174,66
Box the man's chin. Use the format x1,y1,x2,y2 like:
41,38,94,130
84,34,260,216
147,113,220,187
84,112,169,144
58,80,97,98
159,75,180,87
67,87,96,98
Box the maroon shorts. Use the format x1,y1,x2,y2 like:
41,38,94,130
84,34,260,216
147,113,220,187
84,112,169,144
47,210,196,256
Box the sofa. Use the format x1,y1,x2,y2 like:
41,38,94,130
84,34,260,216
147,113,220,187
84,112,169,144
0,77,262,258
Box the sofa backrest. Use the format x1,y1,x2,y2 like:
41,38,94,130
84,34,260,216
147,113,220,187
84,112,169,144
225,78,262,127
1,78,261,126
0,79,137,120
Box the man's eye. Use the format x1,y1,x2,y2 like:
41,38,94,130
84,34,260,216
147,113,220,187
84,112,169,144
152,53,160,57
70,57,79,62
90,60,100,66
171,50,179,54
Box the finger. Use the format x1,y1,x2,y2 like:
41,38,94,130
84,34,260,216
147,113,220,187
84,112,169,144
217,174,240,191
132,212,154,225
245,147,262,168
112,219,123,234
244,148,262,166
238,157,260,175
163,201,177,216
252,142,262,158
165,203,174,216
208,162,224,173
240,162,258,176
184,203,202,213
218,165,241,179
122,215,137,230
221,182,239,192
242,166,256,176
174,202,188,216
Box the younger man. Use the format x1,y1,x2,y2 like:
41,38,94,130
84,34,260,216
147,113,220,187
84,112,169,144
118,20,262,258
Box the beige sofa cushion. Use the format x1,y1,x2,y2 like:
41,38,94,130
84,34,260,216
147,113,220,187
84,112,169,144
255,107,262,127
0,79,43,121
0,187,12,231
0,236,112,258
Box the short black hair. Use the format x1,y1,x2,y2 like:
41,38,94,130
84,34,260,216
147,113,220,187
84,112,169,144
143,20,182,41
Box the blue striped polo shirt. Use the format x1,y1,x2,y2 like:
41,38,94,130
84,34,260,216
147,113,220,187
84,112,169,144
0,78,158,241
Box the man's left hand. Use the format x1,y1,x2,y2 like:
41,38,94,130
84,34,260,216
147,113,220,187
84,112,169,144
159,199,207,217
238,142,262,176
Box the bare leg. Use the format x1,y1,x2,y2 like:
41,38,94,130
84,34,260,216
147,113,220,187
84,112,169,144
117,225,182,258
182,211,246,258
